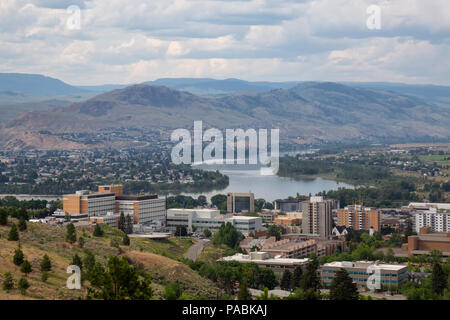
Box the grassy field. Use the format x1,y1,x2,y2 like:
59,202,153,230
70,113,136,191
419,154,450,165
0,220,219,300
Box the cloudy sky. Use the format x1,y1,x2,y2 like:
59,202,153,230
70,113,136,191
1,0,449,85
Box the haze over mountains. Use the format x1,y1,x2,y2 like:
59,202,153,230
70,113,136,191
0,73,449,151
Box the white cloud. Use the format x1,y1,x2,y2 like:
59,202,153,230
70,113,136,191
0,0,449,85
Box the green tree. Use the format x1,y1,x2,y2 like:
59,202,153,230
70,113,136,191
254,287,279,300
2,272,14,292
86,256,153,300
292,266,303,289
8,224,19,241
20,260,32,276
431,262,446,295
122,234,130,246
118,212,126,232
93,224,104,237
41,272,49,282
13,246,24,266
78,236,85,248
0,209,8,225
40,254,52,272
266,225,283,241
66,223,77,243
163,282,183,300
18,277,30,295
258,268,277,290
300,255,321,292
125,215,133,234
203,229,212,238
280,270,293,291
237,278,252,300
329,269,359,300
72,254,83,270
18,217,27,231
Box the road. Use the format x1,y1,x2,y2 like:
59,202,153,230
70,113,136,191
185,239,210,261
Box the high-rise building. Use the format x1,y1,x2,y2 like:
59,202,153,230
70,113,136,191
301,196,333,240
227,192,255,213
414,208,450,233
336,205,381,232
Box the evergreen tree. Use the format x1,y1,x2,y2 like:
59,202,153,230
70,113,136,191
122,234,130,246
237,278,252,300
41,272,49,282
71,254,83,270
118,212,126,232
20,260,32,276
13,246,24,266
163,282,182,300
300,256,321,291
93,224,104,237
125,215,133,234
292,266,303,289
2,272,14,292
18,217,27,231
431,262,446,295
329,268,358,300
0,208,7,225
8,224,19,241
40,254,52,272
66,223,77,243
280,270,293,291
18,277,30,295
78,236,85,248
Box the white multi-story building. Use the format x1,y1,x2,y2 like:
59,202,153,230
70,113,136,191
415,208,450,233
167,208,263,235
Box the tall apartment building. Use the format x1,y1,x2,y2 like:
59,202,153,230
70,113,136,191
227,192,255,213
336,205,381,232
301,196,334,240
414,208,450,233
63,185,166,226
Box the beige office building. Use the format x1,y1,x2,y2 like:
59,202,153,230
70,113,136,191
227,192,255,213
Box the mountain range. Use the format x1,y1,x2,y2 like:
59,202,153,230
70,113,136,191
0,78,449,150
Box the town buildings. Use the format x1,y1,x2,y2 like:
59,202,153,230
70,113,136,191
336,205,381,232
166,208,263,235
63,185,166,227
220,251,310,275
227,192,255,213
403,227,450,257
414,207,450,233
321,261,408,289
301,196,334,240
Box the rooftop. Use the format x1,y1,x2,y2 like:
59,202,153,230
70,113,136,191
220,252,310,265
322,261,407,271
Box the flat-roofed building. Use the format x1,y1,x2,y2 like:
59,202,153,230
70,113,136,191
321,261,408,289
227,192,254,213
258,211,278,223
274,216,301,227
404,228,450,257
167,208,262,235
116,195,166,225
275,199,302,212
414,207,450,233
301,196,334,240
90,212,120,228
63,190,116,217
261,239,319,259
220,252,310,275
337,205,381,232
98,185,123,197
